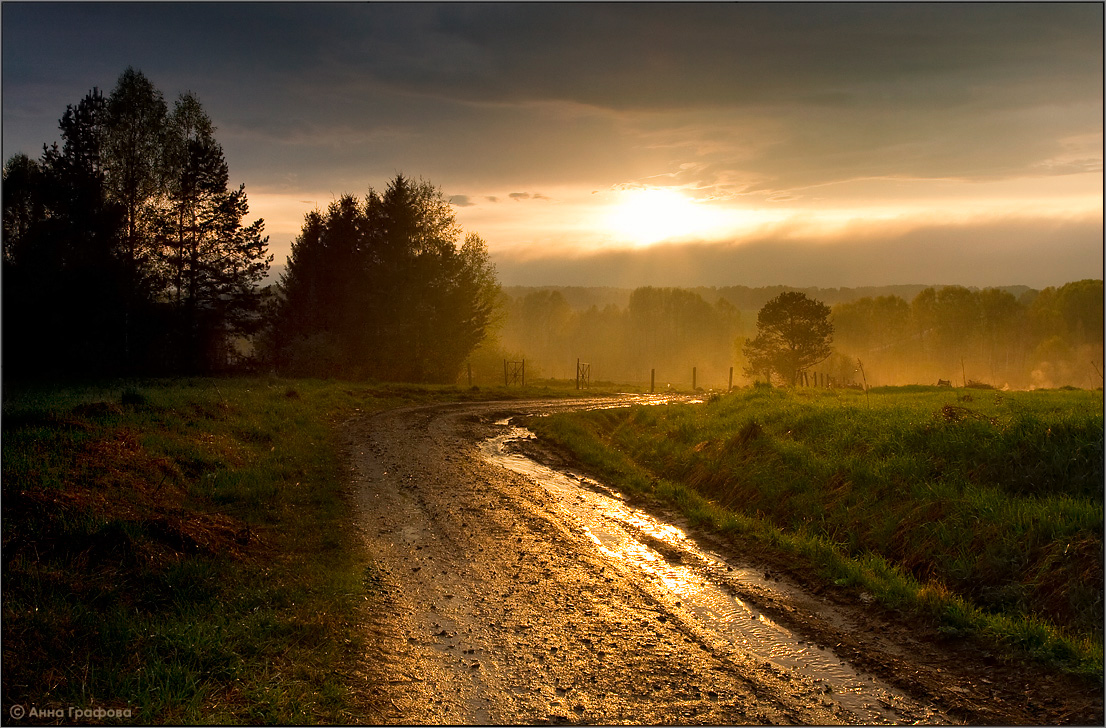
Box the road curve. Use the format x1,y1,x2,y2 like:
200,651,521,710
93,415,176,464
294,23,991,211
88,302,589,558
342,397,1097,725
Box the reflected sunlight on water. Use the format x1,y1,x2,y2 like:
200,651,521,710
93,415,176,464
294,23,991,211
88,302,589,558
480,422,949,725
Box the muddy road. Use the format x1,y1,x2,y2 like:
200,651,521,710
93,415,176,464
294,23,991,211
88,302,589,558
344,397,1101,725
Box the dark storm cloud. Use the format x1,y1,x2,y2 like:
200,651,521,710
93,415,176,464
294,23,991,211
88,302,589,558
5,4,1099,189
323,3,1101,110
6,4,1098,140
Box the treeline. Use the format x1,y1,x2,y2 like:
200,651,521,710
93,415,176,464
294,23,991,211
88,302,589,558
831,280,1103,389
3,69,498,384
499,287,742,386
502,283,1036,317
3,68,270,376
5,69,1097,390
498,281,1104,390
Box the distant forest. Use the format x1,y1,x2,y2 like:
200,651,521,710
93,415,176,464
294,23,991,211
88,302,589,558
491,281,1103,390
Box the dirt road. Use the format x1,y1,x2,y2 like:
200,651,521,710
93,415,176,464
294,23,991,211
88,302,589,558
343,397,1101,725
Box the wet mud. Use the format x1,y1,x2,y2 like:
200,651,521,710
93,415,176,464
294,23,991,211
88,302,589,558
344,397,1102,725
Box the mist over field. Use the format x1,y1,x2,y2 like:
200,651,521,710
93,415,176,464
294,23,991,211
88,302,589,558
482,280,1103,391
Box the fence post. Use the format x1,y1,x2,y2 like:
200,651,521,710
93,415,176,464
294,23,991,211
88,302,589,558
728,366,733,391
651,368,655,394
467,361,472,387
522,359,525,388
503,359,508,387
692,366,697,391
576,358,580,390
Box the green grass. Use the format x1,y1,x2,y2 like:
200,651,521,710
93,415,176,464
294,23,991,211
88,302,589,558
528,385,1104,678
3,378,377,722
0,377,499,722
1,375,636,722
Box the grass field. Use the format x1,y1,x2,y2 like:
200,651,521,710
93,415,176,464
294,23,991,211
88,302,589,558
4,377,1100,721
527,384,1104,677
1,377,611,723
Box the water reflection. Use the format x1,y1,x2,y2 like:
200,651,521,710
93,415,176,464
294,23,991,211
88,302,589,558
480,421,949,725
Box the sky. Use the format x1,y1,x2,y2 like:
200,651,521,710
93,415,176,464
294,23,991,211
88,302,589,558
3,2,1102,289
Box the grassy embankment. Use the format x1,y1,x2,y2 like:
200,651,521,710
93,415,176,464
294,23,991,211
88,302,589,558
528,385,1104,678
1,377,608,723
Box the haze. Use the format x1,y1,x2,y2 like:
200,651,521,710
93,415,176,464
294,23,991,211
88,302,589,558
3,3,1102,288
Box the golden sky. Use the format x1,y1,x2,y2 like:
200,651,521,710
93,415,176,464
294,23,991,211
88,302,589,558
4,3,1102,287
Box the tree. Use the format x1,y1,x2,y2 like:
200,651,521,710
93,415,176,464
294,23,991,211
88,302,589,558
830,295,911,385
2,153,47,264
270,175,499,382
104,68,169,304
3,68,269,376
506,290,575,368
742,291,833,385
3,88,131,375
160,92,271,370
626,287,740,386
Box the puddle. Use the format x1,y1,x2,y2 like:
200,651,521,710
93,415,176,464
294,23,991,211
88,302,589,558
480,421,949,725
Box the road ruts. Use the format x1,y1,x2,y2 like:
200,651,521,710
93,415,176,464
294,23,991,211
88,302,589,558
344,399,866,725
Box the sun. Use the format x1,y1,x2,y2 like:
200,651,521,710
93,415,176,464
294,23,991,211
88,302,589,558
604,187,724,246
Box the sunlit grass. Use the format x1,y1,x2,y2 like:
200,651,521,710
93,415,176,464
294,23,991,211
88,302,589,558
528,385,1104,677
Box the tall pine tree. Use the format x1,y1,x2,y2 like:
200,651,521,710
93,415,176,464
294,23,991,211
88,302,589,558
161,91,271,370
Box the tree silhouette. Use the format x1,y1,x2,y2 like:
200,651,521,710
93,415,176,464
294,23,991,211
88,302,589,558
160,92,271,370
3,88,131,375
269,175,498,382
2,68,269,375
104,68,169,314
742,291,833,385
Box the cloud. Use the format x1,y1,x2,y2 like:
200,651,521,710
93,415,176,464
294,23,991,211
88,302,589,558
3,3,1100,283
9,7,1099,196
491,216,1103,290
449,194,476,207
318,4,1096,115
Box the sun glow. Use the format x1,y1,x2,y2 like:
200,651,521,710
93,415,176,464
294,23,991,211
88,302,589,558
605,187,730,247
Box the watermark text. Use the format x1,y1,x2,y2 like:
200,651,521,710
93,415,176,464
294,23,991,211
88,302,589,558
10,704,133,721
